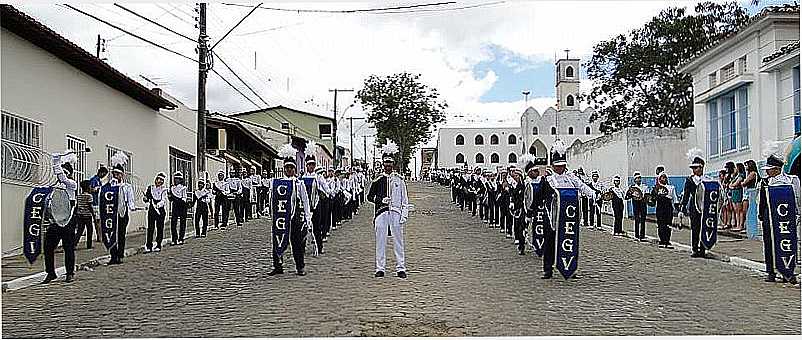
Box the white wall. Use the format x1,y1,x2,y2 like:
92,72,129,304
1,29,197,254
436,127,520,169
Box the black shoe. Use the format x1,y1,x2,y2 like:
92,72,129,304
267,268,284,276
64,274,75,283
570,274,579,279
397,271,407,279
765,275,776,282
41,274,57,284
541,272,553,279
789,276,798,285
690,252,702,258
296,270,306,276
518,249,525,255
375,271,385,278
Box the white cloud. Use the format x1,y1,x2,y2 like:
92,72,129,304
11,1,703,159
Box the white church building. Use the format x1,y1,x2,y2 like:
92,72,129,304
436,57,602,169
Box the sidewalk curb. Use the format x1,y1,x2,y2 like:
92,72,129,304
593,223,768,276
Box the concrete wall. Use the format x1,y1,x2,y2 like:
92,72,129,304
1,28,197,255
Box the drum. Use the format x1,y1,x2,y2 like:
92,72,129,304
626,186,644,201
47,187,73,227
601,190,615,201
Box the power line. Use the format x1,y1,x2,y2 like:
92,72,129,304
209,2,263,51
373,0,506,14
63,4,198,63
114,3,195,42
220,1,456,13
213,51,270,107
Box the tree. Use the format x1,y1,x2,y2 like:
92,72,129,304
356,73,447,171
580,1,750,134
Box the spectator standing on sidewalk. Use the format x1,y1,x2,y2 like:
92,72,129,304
73,180,95,249
729,163,746,233
743,160,760,238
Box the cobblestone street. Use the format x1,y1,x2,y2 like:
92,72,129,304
2,182,800,337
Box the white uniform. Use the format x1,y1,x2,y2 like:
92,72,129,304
370,172,409,273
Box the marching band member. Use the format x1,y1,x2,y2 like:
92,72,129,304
588,170,603,230
679,148,711,258
479,170,490,223
467,167,481,217
333,169,344,227
259,169,271,216
486,171,498,227
367,141,409,279
42,152,79,284
248,167,261,219
316,165,333,244
108,152,137,265
267,144,313,276
610,175,626,236
530,140,597,280
510,166,527,255
212,170,230,230
577,168,591,227
241,168,253,222
626,171,649,241
325,167,337,235
168,171,188,245
301,155,326,254
229,170,244,227
143,172,167,252
192,179,211,238
497,169,511,234
757,142,800,284
652,170,678,249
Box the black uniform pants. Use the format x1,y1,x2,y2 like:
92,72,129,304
514,215,525,252
489,199,497,225
467,193,477,216
170,204,187,243
581,197,590,226
146,207,165,249
214,195,228,228
272,216,306,271
233,195,244,226
44,224,76,276
257,188,268,215
242,188,252,221
320,197,331,237
689,212,705,255
613,199,624,234
542,226,556,274
500,204,512,235
195,203,209,236
632,201,647,239
110,214,129,262
761,219,775,277
657,219,672,245
312,205,324,253
458,191,465,211
451,186,457,203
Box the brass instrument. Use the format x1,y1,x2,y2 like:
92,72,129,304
601,189,615,201
626,186,644,201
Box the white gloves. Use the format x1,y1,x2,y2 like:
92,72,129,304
382,197,391,204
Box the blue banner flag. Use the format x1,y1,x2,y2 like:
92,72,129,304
301,177,315,201
99,183,119,250
700,181,721,250
555,188,580,279
530,182,548,257
271,179,294,258
22,187,53,264
767,185,799,281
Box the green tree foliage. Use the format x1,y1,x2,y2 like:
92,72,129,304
356,73,447,171
581,1,750,133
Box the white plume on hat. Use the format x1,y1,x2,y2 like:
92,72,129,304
278,144,297,159
519,153,536,168
686,147,703,163
60,150,77,165
382,140,399,155
551,139,568,154
761,140,783,159
111,151,129,167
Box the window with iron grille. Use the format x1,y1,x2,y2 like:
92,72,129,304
106,145,133,178
707,86,749,157
1,111,43,184
169,147,194,193
66,135,87,181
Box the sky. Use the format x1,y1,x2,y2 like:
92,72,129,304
8,0,790,165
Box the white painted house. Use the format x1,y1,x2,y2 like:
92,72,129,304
678,4,800,173
435,57,602,169
1,6,198,255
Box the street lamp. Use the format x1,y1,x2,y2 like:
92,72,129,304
522,90,530,107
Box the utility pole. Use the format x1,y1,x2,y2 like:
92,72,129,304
346,116,365,167
328,88,353,168
363,135,367,167
197,3,208,175
95,34,101,58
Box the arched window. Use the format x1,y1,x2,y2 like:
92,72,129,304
568,126,574,135
566,94,575,107
490,134,499,145
508,134,517,145
528,144,537,155
585,126,591,135
474,135,484,145
533,127,538,135
475,153,484,163
491,153,500,163
455,134,464,145
508,153,517,163
566,65,574,78
551,126,557,135
455,153,464,164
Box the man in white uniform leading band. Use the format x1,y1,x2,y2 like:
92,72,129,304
367,140,409,279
